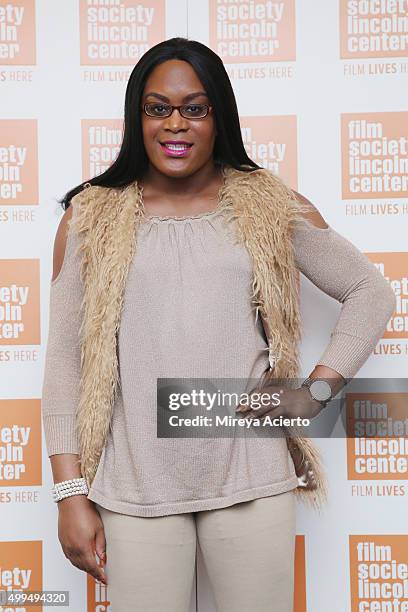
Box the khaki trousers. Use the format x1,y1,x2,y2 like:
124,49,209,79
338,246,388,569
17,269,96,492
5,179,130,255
95,489,296,612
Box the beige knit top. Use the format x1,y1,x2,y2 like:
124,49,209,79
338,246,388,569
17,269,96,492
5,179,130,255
41,201,396,517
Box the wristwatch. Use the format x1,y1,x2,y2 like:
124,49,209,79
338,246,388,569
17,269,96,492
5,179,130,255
300,377,333,409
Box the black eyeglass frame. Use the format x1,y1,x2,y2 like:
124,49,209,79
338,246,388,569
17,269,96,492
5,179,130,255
141,102,213,119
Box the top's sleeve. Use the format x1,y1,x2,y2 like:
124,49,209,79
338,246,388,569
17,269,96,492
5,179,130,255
41,204,83,456
292,217,397,379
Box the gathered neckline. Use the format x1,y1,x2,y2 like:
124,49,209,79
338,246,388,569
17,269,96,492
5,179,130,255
143,207,225,222
139,166,227,222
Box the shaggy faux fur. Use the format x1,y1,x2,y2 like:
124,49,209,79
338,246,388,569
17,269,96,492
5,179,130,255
68,164,328,512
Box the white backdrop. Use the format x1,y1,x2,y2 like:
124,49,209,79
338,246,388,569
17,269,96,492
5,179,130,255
1,1,407,610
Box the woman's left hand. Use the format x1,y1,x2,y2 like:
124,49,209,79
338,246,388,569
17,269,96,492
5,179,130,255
235,384,324,421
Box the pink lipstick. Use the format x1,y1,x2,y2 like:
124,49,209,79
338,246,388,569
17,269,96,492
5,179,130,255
159,141,193,157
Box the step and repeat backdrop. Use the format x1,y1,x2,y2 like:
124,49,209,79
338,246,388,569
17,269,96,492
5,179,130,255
1,1,407,610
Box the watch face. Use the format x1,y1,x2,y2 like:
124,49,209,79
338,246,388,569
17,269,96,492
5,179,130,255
309,380,332,402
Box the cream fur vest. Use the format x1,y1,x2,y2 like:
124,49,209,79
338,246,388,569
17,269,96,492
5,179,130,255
68,164,328,512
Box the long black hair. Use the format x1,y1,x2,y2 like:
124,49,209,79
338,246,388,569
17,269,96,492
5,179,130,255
59,36,262,210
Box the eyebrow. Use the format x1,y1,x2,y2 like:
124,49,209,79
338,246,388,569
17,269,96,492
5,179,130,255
144,91,209,102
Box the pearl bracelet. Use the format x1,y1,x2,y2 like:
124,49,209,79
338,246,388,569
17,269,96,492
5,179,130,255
52,477,89,503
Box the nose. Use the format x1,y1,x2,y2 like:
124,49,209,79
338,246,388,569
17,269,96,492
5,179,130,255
163,107,188,131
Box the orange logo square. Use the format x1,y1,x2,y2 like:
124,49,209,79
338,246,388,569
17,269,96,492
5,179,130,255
240,115,298,187
209,0,296,63
0,541,42,610
340,0,408,60
341,112,408,200
82,119,124,180
0,399,42,486
79,0,165,66
0,0,36,65
346,392,408,481
0,120,38,205
349,535,408,610
0,259,40,345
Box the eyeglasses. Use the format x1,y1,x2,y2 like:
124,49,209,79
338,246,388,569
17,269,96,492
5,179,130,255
142,103,212,119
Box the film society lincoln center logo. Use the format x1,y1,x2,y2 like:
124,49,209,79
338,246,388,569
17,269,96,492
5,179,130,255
0,399,41,487
0,120,38,206
209,0,296,63
0,0,36,65
346,392,408,482
79,0,165,66
240,115,297,181
0,258,40,346
341,112,408,201
339,0,408,60
350,536,408,610
82,119,123,179
0,542,42,605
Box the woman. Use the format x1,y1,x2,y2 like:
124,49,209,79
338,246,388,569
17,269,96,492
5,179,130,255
42,37,396,611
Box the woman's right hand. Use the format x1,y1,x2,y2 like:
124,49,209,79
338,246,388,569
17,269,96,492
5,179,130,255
57,495,107,585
